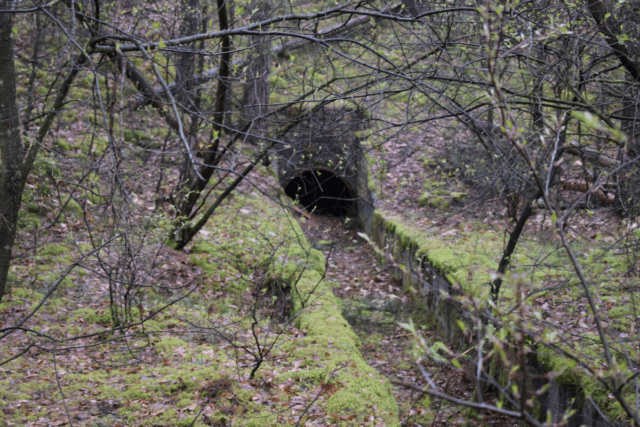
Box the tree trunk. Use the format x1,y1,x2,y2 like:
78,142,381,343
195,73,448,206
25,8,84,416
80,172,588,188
616,83,640,216
240,0,273,145
0,13,87,303
169,0,232,239
0,13,24,304
176,0,200,108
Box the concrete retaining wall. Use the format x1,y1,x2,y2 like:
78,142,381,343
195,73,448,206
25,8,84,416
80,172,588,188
363,211,618,427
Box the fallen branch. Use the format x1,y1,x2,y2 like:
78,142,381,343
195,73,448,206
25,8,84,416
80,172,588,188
561,179,614,204
564,146,619,169
391,380,543,426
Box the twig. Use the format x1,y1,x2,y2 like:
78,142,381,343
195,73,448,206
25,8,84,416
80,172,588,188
391,380,543,426
53,342,74,427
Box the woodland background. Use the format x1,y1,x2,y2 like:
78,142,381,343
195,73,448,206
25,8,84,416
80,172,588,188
1,0,640,425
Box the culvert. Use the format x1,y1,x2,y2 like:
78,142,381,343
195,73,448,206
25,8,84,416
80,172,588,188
274,108,375,227
284,168,356,216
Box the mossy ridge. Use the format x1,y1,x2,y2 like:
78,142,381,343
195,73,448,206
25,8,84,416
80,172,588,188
43,183,397,425
189,192,400,425
536,346,635,423
372,210,514,290
371,209,638,423
370,210,618,296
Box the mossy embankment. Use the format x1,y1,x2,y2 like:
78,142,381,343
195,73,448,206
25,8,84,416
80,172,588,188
0,189,398,426
367,208,637,425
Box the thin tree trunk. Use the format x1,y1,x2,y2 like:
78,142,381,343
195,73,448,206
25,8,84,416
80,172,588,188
616,83,640,216
23,12,45,132
0,14,88,303
490,123,567,301
176,0,200,108
171,0,232,232
0,12,23,304
241,0,273,145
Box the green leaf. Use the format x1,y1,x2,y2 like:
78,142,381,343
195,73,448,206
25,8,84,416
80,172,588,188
551,212,557,226
434,341,449,352
422,396,431,408
398,320,416,334
356,232,372,245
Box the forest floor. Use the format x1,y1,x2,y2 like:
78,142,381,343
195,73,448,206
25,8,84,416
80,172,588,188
2,102,639,427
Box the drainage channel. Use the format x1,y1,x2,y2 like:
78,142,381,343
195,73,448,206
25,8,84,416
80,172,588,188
294,212,514,427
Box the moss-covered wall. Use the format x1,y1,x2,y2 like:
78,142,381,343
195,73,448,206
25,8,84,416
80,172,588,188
363,210,617,427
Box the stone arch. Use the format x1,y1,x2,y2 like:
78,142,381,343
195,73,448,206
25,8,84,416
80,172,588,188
274,107,375,227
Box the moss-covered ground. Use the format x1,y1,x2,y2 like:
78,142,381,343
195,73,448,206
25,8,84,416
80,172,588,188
0,183,399,426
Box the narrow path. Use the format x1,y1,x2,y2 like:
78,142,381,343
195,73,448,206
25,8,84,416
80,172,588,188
298,214,513,427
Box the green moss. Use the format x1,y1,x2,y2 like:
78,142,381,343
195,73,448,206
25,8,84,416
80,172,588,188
39,244,66,257
155,336,189,357
245,413,279,427
71,307,112,325
64,198,83,215
36,182,51,196
56,139,72,153
25,203,47,216
371,206,639,424
450,192,467,203
123,129,152,143
33,157,62,179
417,194,450,210
185,193,400,425
62,109,77,121
1,286,43,309
87,191,105,205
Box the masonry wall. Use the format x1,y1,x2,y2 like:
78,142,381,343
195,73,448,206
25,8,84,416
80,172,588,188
274,108,374,226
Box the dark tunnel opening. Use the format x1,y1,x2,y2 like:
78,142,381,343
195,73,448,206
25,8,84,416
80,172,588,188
284,169,355,216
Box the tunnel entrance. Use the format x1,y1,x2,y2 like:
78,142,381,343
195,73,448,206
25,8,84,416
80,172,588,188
284,169,355,216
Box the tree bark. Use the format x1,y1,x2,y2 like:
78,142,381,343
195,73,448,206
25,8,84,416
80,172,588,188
0,13,88,303
171,0,232,234
490,122,567,301
176,0,200,107
240,0,273,145
0,12,24,303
